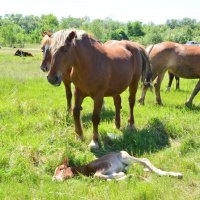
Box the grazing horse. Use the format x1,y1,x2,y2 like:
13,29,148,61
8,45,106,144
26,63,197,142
40,31,73,112
53,151,183,181
139,41,200,106
47,30,151,149
15,49,33,57
167,71,180,91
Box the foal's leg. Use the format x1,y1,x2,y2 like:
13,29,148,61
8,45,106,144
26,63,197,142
73,88,85,140
121,151,183,178
89,95,104,149
113,95,122,129
185,80,200,106
94,171,126,181
154,70,166,105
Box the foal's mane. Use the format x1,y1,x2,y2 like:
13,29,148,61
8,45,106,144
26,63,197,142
49,29,100,54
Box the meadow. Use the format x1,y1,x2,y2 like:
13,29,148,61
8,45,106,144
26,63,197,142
0,46,200,200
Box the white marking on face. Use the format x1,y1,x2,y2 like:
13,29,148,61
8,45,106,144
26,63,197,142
43,44,49,57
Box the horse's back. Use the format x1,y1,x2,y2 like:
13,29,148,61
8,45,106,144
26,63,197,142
149,41,200,78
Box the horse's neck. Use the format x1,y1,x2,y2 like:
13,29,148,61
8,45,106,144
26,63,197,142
73,42,103,74
71,164,92,176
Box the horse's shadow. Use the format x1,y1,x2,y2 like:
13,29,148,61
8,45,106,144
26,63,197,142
81,108,115,124
92,118,170,158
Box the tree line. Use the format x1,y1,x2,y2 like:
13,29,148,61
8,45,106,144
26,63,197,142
1,14,200,47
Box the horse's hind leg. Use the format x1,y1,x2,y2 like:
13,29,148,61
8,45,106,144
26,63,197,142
128,79,139,129
167,72,174,91
185,80,200,106
138,84,149,105
113,95,122,129
175,75,180,90
154,71,166,105
89,95,104,149
73,87,85,140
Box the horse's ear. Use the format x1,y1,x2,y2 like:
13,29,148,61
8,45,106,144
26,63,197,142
41,31,47,37
66,31,76,44
62,157,69,166
41,31,53,37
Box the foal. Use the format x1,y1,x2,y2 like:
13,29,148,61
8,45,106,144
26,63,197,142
53,151,183,181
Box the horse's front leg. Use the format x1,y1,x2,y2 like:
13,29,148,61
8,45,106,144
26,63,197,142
113,95,122,129
73,87,85,140
62,71,72,113
63,79,72,113
185,79,200,106
89,95,104,149
154,71,165,105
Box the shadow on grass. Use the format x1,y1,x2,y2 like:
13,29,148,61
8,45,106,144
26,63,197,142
175,104,200,111
92,118,170,158
81,108,115,124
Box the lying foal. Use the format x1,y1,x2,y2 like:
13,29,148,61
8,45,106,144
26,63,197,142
53,151,183,181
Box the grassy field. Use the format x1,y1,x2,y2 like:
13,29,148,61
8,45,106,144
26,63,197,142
0,46,200,200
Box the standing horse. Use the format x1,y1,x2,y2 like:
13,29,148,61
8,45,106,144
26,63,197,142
47,30,151,149
139,41,200,106
40,31,73,112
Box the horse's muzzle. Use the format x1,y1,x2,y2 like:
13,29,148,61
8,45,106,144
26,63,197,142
47,75,62,86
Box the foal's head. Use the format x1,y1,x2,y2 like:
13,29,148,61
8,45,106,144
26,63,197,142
40,32,53,72
47,31,76,86
52,158,74,181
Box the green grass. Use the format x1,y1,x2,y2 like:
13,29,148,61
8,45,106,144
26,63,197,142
0,46,200,200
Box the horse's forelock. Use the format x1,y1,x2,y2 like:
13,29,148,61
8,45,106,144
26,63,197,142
49,29,99,54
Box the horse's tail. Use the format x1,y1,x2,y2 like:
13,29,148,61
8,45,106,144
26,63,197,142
138,45,152,88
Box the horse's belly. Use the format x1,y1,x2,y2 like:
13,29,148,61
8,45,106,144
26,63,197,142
171,66,200,79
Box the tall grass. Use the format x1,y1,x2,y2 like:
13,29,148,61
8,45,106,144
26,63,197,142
0,47,200,199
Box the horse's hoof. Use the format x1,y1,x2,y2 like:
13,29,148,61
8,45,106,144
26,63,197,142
126,124,136,130
89,140,100,149
138,98,144,105
185,101,192,107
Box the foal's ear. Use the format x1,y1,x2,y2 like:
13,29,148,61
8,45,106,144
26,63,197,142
66,31,76,44
62,157,69,166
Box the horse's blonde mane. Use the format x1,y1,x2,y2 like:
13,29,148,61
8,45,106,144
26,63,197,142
49,29,99,53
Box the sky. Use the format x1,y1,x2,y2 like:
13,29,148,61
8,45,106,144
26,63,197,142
1,0,200,24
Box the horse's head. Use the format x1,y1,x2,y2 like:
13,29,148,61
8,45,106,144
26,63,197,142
52,157,74,181
40,32,53,72
14,49,21,56
47,31,76,86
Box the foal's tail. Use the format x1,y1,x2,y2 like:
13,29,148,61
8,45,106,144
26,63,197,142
138,45,152,88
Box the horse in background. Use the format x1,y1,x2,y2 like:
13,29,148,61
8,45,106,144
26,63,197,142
47,30,151,149
15,49,33,57
40,31,73,112
167,71,180,91
139,41,200,106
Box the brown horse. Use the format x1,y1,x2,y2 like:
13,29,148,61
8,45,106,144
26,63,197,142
40,31,73,112
47,30,151,149
139,41,200,106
